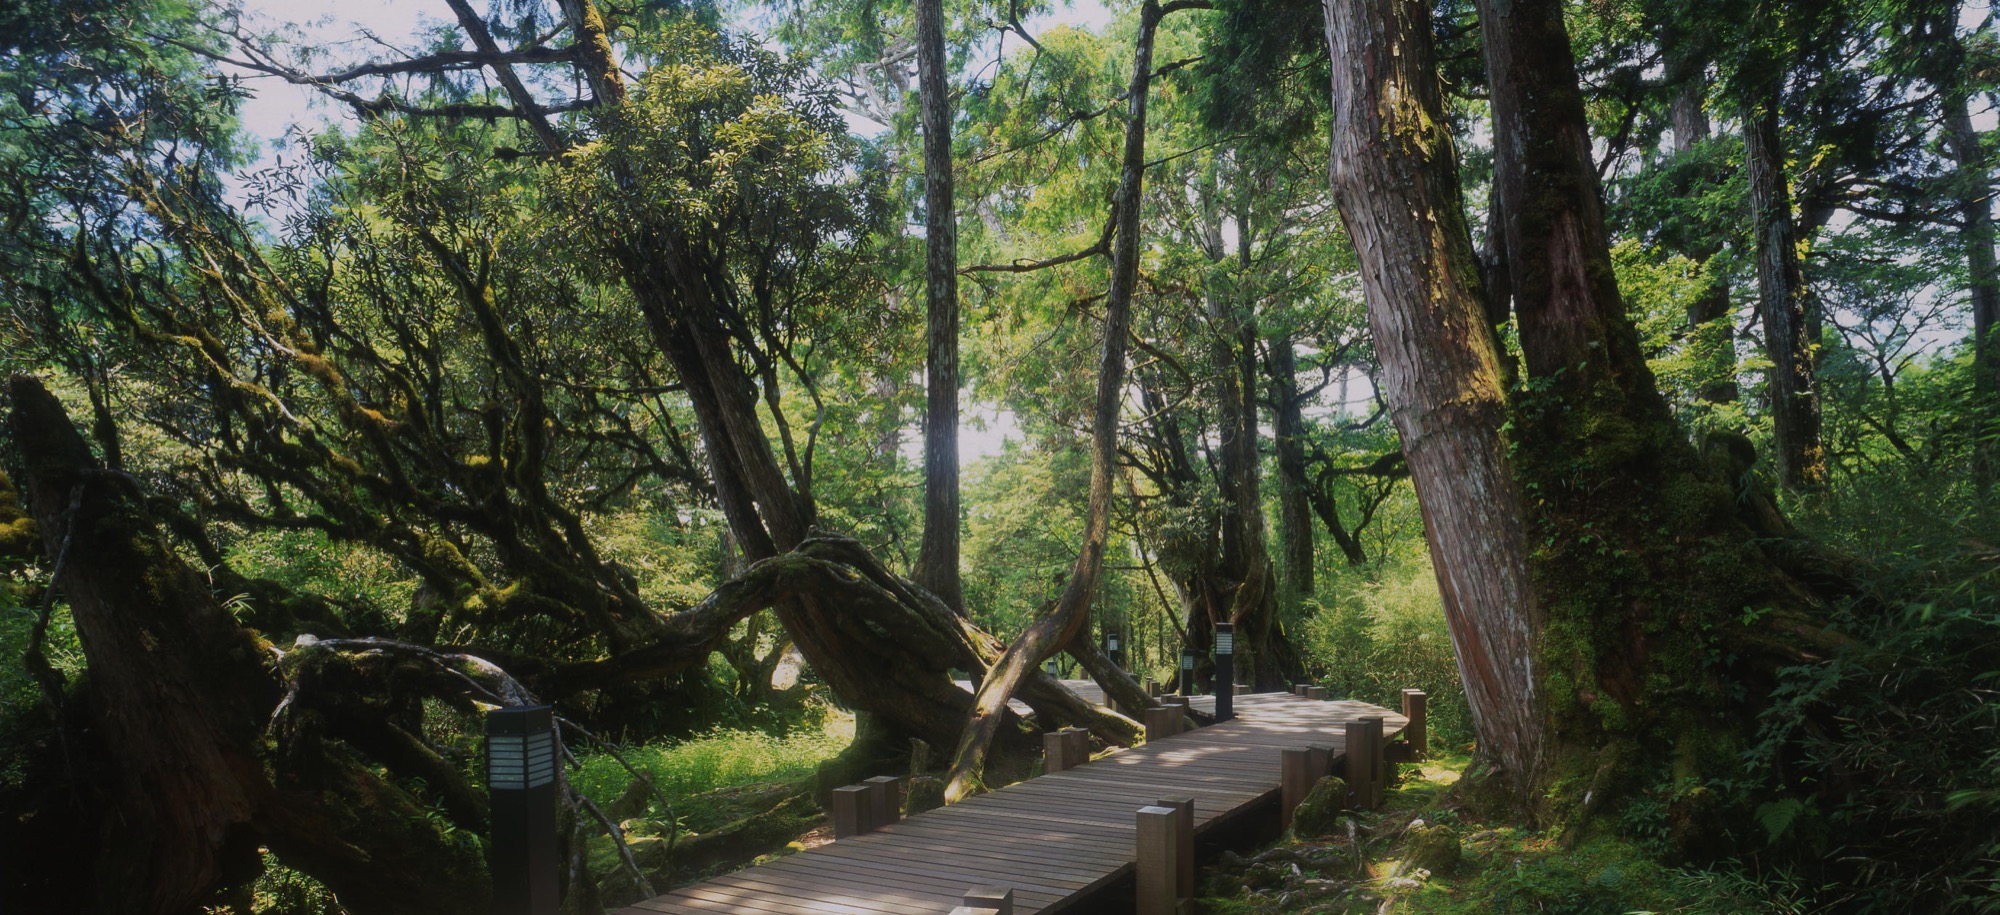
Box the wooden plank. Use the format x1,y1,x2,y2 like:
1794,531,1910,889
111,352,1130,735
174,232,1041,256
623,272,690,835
636,694,1408,915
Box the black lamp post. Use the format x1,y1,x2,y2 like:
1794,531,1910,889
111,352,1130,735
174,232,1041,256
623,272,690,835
487,705,560,915
1178,648,1196,696
1106,628,1123,670
1213,623,1234,722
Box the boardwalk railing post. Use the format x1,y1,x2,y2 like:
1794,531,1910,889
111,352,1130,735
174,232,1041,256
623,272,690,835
1342,719,1377,811
1136,805,1187,915
1306,685,1327,701
486,705,559,915
1161,694,1190,729
1306,743,1334,783
1063,726,1090,766
1213,623,1235,722
1144,705,1182,742
1294,683,1309,697
863,775,902,826
1044,731,1073,774
831,784,873,838
1402,688,1429,759
960,886,1014,914
1280,747,1313,830
1360,715,1387,808
1156,796,1196,901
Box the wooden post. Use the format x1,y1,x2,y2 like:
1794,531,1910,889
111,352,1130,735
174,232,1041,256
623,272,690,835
1136,805,1186,915
1280,747,1314,830
831,784,873,837
1063,727,1090,765
1044,731,1073,774
1147,679,1162,698
961,886,1014,914
1402,688,1429,759
1342,720,1376,811
1306,685,1327,701
1144,705,1181,742
1294,683,1310,697
1155,796,1195,901
1306,743,1333,781
1361,715,1387,808
1160,694,1190,728
862,775,902,826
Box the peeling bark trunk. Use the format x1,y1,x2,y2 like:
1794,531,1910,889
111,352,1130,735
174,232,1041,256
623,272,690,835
1322,0,1543,783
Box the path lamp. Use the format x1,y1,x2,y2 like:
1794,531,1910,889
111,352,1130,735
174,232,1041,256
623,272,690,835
1106,629,1123,669
1178,648,1196,696
487,705,560,915
1213,623,1235,722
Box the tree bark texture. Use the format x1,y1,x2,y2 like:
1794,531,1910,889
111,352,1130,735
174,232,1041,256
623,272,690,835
1322,0,1544,783
913,0,965,610
1742,81,1828,490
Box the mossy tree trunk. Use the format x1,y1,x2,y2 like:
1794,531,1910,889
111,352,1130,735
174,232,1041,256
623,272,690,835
7,375,492,915
1328,0,1837,815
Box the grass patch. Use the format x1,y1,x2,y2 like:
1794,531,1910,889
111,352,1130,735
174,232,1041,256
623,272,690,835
571,711,851,832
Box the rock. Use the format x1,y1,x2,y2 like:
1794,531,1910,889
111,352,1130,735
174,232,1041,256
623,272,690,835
1402,823,1462,876
1291,776,1350,838
904,775,945,814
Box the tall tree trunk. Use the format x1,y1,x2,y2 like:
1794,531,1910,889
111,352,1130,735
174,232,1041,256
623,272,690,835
1742,80,1827,490
1269,334,1316,603
913,0,964,610
944,0,1184,801
1322,0,1544,784
1945,89,1999,494
1665,41,1737,405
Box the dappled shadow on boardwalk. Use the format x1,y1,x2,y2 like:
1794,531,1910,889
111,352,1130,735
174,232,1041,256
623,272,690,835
621,692,1408,914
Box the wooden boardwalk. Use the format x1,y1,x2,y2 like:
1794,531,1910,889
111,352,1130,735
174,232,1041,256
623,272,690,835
621,690,1411,914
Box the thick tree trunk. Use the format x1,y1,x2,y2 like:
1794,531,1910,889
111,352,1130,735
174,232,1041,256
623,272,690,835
7,376,492,915
1742,82,1827,490
1474,0,1826,811
913,0,964,610
944,0,1178,801
1322,0,1544,783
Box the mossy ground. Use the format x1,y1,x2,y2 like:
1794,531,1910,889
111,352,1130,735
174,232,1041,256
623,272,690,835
1197,755,1812,914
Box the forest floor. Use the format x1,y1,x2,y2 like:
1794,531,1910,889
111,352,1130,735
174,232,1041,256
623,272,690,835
1195,755,1815,915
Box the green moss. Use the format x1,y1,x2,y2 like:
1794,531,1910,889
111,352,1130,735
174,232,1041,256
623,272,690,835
1292,776,1350,838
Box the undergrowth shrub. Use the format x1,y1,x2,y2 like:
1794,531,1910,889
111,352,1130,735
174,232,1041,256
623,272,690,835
1740,468,2000,912
1297,557,1472,751
569,716,850,824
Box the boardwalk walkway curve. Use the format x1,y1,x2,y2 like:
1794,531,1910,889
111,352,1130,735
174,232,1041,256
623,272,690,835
621,688,1416,914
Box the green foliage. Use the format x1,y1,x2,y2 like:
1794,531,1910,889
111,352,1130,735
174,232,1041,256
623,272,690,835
569,716,849,830
1297,555,1472,752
